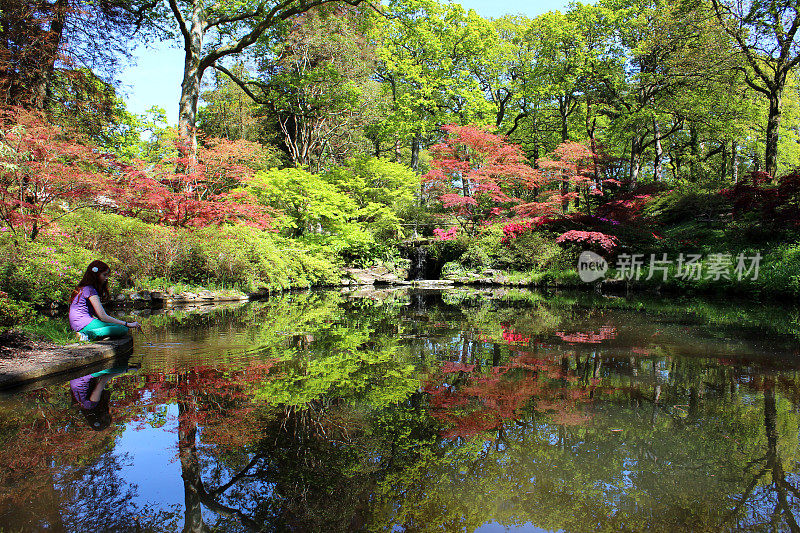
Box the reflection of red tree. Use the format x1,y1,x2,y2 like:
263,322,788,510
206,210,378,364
440,362,476,373
0,386,143,512
116,362,277,453
424,353,597,440
501,323,531,345
555,326,617,344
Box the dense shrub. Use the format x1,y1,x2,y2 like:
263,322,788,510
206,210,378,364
57,211,182,285
757,243,800,296
642,189,732,225
721,171,800,226
450,222,562,271
0,292,36,326
2,211,342,306
0,230,92,305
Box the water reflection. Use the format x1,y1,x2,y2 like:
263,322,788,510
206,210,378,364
0,289,799,532
70,366,133,431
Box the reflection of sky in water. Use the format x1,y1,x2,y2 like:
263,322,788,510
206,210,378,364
1,289,800,531
114,404,183,511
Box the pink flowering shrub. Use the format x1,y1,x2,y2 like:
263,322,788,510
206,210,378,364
501,221,534,243
555,230,618,252
433,227,458,241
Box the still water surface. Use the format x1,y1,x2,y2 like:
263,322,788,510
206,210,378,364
1,288,800,532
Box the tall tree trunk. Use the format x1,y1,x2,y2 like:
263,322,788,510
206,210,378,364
765,91,783,180
410,133,421,171
29,0,68,110
720,141,728,180
177,0,206,163
689,126,699,181
586,98,600,188
653,120,663,181
561,174,570,213
178,391,211,533
731,141,739,183
629,135,642,187
558,95,569,142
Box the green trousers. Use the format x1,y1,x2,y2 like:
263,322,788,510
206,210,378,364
80,319,129,340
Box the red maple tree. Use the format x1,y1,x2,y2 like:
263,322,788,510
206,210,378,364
422,125,540,235
518,141,604,217
120,138,275,229
0,107,116,240
424,128,610,239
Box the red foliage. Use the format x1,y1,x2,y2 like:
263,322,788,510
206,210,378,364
424,350,600,440
120,138,275,229
721,171,800,225
441,362,476,373
594,194,652,224
0,107,116,240
555,230,619,252
422,125,540,235
555,326,617,344
501,221,534,242
433,226,458,241
515,141,603,217
501,323,531,344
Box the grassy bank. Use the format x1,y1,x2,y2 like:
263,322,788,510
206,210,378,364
0,210,345,331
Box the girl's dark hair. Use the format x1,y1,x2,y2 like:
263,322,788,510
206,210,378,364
69,260,111,304
81,389,112,431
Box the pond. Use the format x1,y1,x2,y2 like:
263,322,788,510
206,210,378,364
1,288,800,532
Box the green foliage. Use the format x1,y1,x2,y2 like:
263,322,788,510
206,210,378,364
156,226,342,291
643,188,733,225
2,211,342,306
450,223,563,272
247,167,357,237
0,230,92,305
247,161,419,266
253,6,383,169
758,243,800,296
13,319,75,344
257,348,419,407
110,106,179,164
0,294,36,327
324,157,420,240
198,64,266,144
57,210,179,287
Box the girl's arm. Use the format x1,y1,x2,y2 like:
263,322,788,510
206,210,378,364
87,295,139,328
89,374,115,402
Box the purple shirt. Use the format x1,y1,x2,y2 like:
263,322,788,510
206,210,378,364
70,375,98,409
69,286,99,331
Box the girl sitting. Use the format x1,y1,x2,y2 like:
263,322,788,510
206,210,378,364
69,260,140,341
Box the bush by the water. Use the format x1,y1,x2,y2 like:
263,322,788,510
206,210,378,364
0,211,342,309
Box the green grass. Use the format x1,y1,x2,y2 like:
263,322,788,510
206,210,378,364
14,318,76,345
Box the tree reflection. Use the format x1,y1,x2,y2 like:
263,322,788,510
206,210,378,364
2,290,800,531
0,368,180,531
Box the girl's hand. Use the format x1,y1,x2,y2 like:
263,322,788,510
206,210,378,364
127,321,141,329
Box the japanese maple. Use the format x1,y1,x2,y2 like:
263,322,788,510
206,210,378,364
433,226,458,241
422,125,539,235
424,129,609,237
555,230,619,253
520,141,603,217
0,108,116,240
120,138,275,229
